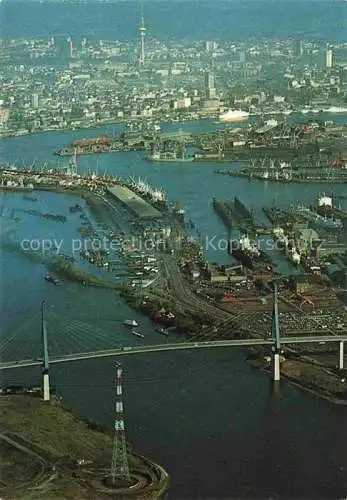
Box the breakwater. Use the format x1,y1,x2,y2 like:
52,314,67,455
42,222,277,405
15,208,67,223
0,238,124,290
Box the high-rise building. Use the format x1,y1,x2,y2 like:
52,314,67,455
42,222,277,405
205,71,217,100
239,50,246,63
339,66,346,86
294,40,303,57
204,60,218,100
326,48,333,69
205,41,218,53
139,6,146,66
205,72,214,91
31,93,39,108
205,41,212,53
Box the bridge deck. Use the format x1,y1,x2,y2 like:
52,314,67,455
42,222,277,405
1,335,346,370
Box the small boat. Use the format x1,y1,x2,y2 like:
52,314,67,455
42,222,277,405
23,195,37,202
69,203,82,213
123,319,138,327
156,327,168,336
45,274,59,285
131,329,144,339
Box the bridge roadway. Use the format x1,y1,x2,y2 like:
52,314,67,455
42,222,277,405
1,335,347,370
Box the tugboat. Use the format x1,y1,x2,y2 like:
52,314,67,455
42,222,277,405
123,319,138,327
131,329,144,339
45,274,59,285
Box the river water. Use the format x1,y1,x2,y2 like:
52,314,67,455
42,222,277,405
2,0,347,42
1,119,347,499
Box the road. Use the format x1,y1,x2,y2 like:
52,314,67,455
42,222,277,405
1,432,57,499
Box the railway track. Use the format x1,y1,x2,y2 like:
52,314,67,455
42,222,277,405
161,256,228,321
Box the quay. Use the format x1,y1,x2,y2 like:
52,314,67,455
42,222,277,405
2,163,347,407
106,185,162,220
215,169,347,184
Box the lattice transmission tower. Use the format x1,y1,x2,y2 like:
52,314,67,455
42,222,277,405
110,363,131,484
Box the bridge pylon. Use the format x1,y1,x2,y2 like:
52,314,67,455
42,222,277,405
339,341,345,370
110,363,131,485
41,301,50,401
271,283,281,382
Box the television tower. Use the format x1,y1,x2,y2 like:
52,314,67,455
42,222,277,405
139,5,146,66
67,37,73,58
110,363,130,483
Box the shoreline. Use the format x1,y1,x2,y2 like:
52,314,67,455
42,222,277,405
1,109,347,141
121,286,347,406
247,357,347,406
0,115,206,141
215,170,347,184
0,394,170,499
1,185,346,407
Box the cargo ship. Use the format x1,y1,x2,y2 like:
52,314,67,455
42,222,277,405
296,204,343,230
128,176,167,211
228,235,260,269
292,195,344,229
147,151,195,162
212,197,233,229
228,234,273,270
212,196,254,230
219,109,249,122
316,194,334,218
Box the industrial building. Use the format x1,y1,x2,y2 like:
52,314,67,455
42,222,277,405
107,185,162,220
